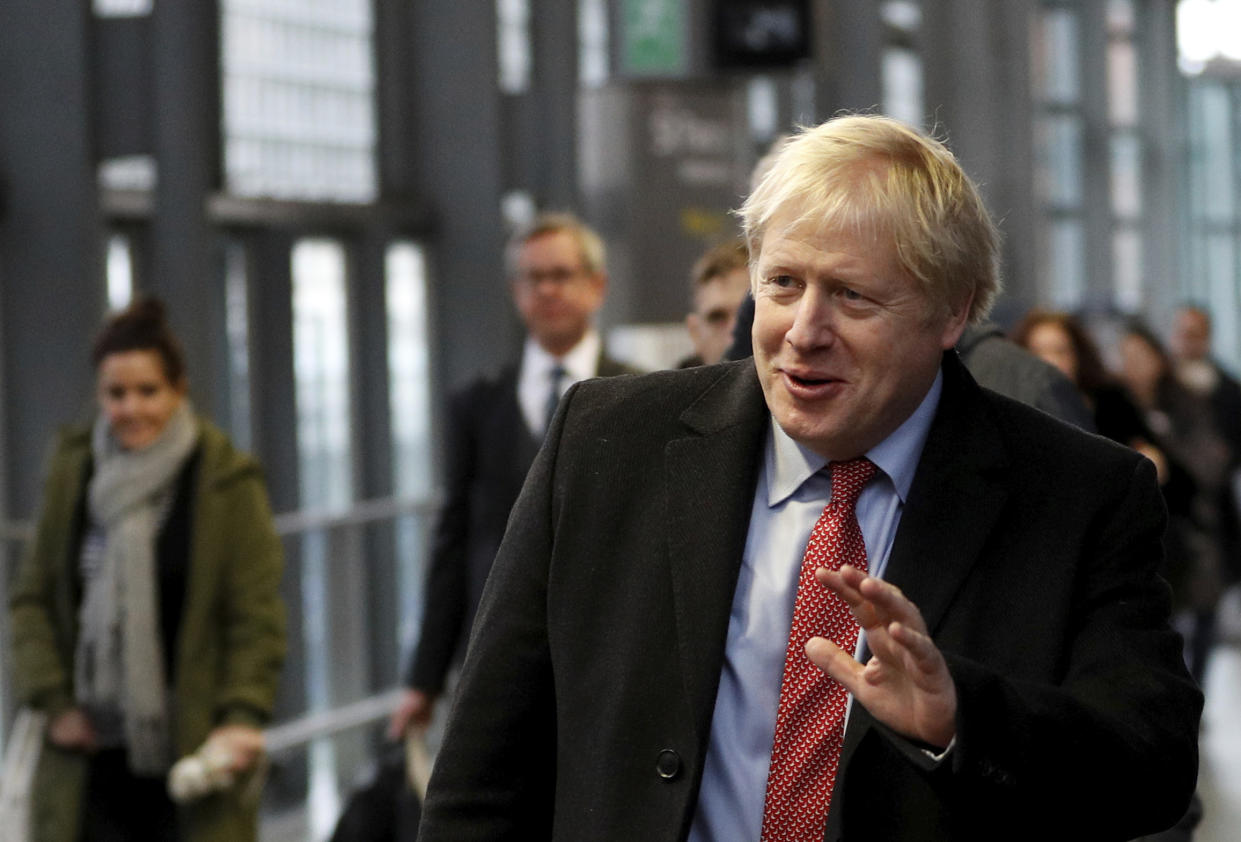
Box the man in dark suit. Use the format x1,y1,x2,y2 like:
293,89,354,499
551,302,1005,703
388,213,637,737
417,117,1201,841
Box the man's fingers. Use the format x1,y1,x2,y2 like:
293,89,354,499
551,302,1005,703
816,565,882,628
805,636,864,692
856,574,929,634
889,621,947,678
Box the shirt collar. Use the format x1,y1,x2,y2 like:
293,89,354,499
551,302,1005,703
521,328,601,382
765,367,944,507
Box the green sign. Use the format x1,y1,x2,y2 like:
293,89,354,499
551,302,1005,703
622,0,686,76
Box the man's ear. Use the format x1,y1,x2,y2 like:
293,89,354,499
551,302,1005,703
939,293,974,350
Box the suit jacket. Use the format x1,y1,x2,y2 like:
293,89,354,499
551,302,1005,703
418,354,1201,842
406,351,637,692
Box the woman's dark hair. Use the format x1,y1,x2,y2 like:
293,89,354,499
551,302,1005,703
1010,308,1111,394
91,297,186,385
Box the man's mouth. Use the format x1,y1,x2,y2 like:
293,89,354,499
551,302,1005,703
780,369,842,397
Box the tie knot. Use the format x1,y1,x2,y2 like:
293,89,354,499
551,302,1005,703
828,457,876,510
549,364,566,384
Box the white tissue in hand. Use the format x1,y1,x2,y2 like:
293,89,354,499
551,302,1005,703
168,739,236,802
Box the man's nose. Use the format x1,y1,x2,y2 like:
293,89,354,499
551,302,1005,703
785,290,836,351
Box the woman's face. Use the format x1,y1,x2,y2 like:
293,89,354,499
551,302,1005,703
1025,321,1079,385
96,350,185,451
1120,334,1165,393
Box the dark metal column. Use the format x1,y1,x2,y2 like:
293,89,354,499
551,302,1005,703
148,0,223,417
813,0,883,117
921,0,1039,320
529,0,582,209
408,3,514,393
0,0,104,517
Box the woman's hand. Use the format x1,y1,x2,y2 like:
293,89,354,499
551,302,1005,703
48,708,98,752
205,724,266,773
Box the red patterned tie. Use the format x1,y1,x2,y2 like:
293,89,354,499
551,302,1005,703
760,457,877,842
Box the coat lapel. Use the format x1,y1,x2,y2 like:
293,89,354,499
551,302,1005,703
664,361,769,745
838,352,1011,769
882,353,1010,631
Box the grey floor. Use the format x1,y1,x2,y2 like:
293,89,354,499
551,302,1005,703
1197,638,1241,842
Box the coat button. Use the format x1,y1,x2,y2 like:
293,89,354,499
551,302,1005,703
655,749,681,780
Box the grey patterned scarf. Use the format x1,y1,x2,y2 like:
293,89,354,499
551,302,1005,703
75,400,198,774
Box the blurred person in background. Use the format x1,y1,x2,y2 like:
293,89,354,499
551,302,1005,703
679,240,751,368
1119,320,1230,686
1011,308,1147,448
388,212,639,740
8,298,286,842
1171,304,1241,590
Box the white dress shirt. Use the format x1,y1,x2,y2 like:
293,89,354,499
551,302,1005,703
687,370,943,842
516,329,602,438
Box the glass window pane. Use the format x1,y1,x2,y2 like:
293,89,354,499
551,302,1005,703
1205,235,1238,362
385,241,434,671
579,0,610,87
1045,219,1085,307
881,0,922,33
1110,133,1141,219
1112,227,1142,312
290,237,354,839
882,46,924,130
106,234,135,311
292,238,354,510
1035,8,1080,104
386,243,433,500
1107,0,1135,35
93,0,151,17
497,0,531,93
223,240,253,452
1107,40,1138,127
220,0,377,202
1193,83,1235,222
1036,115,1083,208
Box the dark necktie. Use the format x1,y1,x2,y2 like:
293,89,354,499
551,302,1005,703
760,457,877,842
544,364,566,435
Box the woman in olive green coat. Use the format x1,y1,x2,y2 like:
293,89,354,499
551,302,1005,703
8,299,285,842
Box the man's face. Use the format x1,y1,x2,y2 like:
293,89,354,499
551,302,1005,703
511,230,606,356
687,267,750,365
1172,309,1211,362
752,213,968,461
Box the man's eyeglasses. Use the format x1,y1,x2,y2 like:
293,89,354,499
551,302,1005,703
514,266,590,288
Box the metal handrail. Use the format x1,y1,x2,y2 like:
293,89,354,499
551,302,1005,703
0,493,442,546
265,688,406,754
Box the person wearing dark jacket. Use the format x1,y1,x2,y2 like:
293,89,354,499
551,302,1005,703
388,213,639,738
418,115,1199,842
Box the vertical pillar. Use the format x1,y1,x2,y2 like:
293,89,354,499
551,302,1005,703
149,0,223,416
529,0,582,209
921,0,1039,320
408,3,514,392
1138,0,1184,324
1077,0,1115,312
813,0,882,118
0,0,103,518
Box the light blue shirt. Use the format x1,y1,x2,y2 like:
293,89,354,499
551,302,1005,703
687,370,943,842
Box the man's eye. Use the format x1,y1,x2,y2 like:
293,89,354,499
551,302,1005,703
837,287,865,302
768,275,796,288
